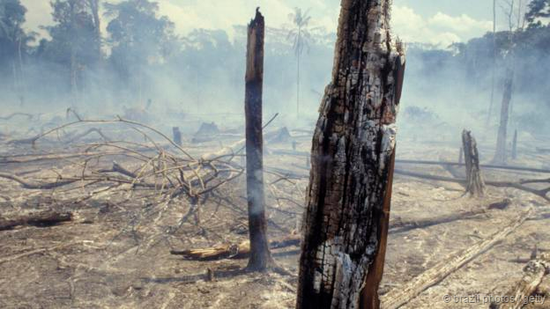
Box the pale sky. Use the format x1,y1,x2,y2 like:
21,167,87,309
19,0,500,47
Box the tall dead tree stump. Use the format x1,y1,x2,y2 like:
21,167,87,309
462,130,486,197
172,127,182,146
296,1,406,308
244,8,274,271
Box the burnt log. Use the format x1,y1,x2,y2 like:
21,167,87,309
0,211,73,231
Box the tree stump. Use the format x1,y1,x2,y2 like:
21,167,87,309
462,130,486,196
296,1,406,308
172,127,182,146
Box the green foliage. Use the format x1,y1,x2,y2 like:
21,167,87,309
0,0,26,40
0,0,34,79
526,0,550,27
105,0,175,81
39,1,100,69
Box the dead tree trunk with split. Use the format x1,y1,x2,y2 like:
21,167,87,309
296,1,406,308
244,9,274,271
462,130,486,196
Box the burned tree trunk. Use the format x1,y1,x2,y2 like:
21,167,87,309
172,127,182,147
462,130,486,196
494,70,514,164
296,1,406,308
244,9,274,271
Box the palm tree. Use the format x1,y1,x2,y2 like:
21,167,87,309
287,7,312,118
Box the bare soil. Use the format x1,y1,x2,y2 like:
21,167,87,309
0,127,549,309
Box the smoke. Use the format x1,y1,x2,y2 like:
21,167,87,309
2,1,549,150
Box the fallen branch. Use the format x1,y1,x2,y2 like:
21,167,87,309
64,128,110,144
170,234,300,260
396,159,550,175
395,170,550,201
0,151,126,164
491,254,550,309
261,156,550,175
0,113,33,121
381,209,533,309
0,172,80,189
389,208,488,234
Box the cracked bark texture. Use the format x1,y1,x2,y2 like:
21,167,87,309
296,1,405,308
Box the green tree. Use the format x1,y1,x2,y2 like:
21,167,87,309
41,0,102,99
0,0,33,99
526,0,550,26
105,0,175,102
287,7,312,117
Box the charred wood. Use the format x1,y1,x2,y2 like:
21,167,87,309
0,211,73,231
462,130,486,196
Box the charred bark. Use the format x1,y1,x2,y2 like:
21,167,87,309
244,9,274,272
296,1,406,308
172,127,182,147
462,130,486,196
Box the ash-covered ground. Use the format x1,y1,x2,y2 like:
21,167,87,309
0,115,549,309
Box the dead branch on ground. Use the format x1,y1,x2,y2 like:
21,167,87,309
491,254,550,309
381,209,533,309
170,234,301,260
0,113,33,121
395,170,550,202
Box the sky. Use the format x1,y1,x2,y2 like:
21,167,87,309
19,0,500,47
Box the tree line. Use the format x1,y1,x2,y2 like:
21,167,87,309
0,0,330,115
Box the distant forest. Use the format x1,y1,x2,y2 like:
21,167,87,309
1,0,549,132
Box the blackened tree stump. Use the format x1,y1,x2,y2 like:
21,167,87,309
462,130,486,197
